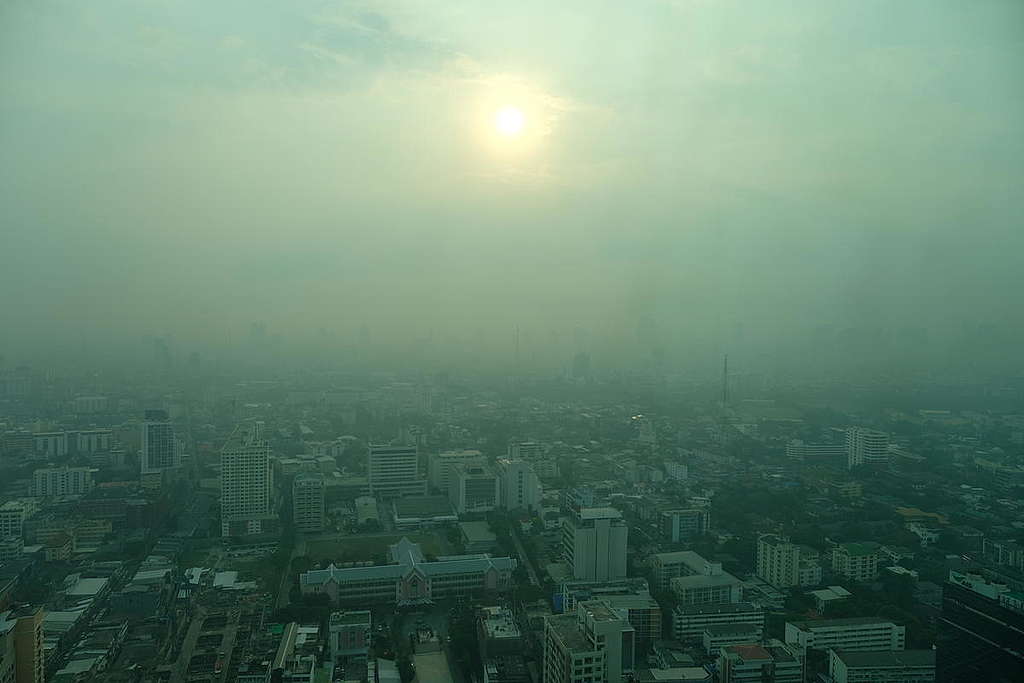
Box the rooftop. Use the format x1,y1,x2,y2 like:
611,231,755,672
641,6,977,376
578,507,622,520
392,495,456,519
725,644,771,661
789,617,899,630
331,610,371,625
674,602,761,616
832,649,936,668
546,614,592,652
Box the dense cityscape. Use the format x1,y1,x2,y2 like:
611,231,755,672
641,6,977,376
0,360,1021,682
4,1,1023,682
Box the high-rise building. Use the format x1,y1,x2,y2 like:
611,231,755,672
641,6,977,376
757,535,801,588
936,571,1024,681
544,600,635,683
0,501,36,540
0,606,44,683
496,459,542,513
141,409,177,474
448,463,500,514
31,466,95,497
508,442,558,479
74,429,112,454
845,428,890,469
832,543,880,582
427,449,483,492
293,473,326,533
661,509,710,543
220,421,276,538
367,444,426,499
562,507,628,581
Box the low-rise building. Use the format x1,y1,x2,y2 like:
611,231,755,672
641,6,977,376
672,602,764,643
300,537,516,605
717,642,801,683
828,649,935,683
785,617,905,655
702,623,762,654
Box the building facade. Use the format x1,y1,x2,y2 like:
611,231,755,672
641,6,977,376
672,602,765,643
562,507,628,581
785,618,905,655
141,409,177,473
293,473,326,533
544,600,635,683
428,450,483,492
31,467,95,497
220,421,276,538
846,428,889,469
496,459,542,513
368,445,426,499
832,543,879,582
661,509,710,543
829,649,935,683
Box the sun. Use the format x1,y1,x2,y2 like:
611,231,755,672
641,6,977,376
494,106,525,136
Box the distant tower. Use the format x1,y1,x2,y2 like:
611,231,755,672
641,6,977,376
514,325,521,370
722,354,729,405
141,409,176,474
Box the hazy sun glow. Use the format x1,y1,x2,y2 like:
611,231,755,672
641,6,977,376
494,106,525,136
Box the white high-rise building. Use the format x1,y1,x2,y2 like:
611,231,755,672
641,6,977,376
544,599,635,683
221,421,276,537
496,458,542,512
563,507,628,581
368,444,426,499
845,428,889,469
141,409,177,474
757,535,801,588
427,449,483,492
448,463,500,514
31,466,96,497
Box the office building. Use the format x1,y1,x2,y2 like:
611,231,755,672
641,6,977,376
671,572,743,606
936,570,1024,681
785,617,905,655
661,509,710,543
846,428,889,469
368,444,427,499
543,600,635,683
428,449,483,492
717,642,801,683
0,606,44,683
672,602,764,643
562,507,628,581
448,463,500,514
141,409,177,474
832,543,879,582
293,473,326,533
31,466,95,497
757,535,820,589
651,551,721,591
703,623,762,655
220,421,276,538
300,537,516,605
329,610,371,661
496,459,542,513
829,649,935,683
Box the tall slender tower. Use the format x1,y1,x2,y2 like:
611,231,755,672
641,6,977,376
722,354,729,405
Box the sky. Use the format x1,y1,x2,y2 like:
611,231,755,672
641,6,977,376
2,0,1023,376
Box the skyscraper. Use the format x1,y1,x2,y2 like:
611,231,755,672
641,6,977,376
220,421,276,538
141,409,176,474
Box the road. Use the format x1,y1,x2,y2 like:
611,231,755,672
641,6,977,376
510,528,541,586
